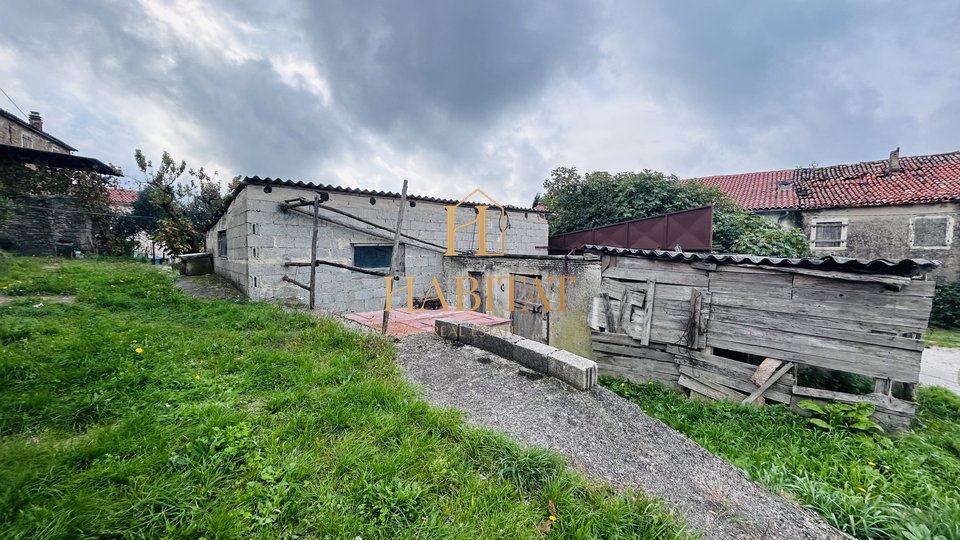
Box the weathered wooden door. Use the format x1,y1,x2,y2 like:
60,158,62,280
511,274,547,342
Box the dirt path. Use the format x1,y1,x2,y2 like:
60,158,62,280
921,347,960,394
396,334,845,540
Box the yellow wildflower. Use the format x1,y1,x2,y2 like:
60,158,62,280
549,515,556,522
858,486,867,493
868,461,876,466
135,347,143,354
194,373,201,380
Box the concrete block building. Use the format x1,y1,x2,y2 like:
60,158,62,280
204,177,550,313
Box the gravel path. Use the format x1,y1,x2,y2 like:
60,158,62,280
921,347,960,394
397,333,846,540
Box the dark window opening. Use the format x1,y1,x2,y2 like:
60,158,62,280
217,230,227,257
354,245,392,268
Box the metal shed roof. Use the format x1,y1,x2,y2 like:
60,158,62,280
583,245,939,278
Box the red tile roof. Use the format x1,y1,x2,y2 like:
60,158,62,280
795,151,960,210
107,188,139,205
686,169,798,211
685,150,960,211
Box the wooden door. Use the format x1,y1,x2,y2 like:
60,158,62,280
469,271,484,313
511,274,547,342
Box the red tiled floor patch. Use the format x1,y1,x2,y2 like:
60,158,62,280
343,308,510,337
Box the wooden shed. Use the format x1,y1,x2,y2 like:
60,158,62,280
586,246,938,429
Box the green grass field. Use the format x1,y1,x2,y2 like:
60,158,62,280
926,327,960,348
0,257,690,539
602,378,960,540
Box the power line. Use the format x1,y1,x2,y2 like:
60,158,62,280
11,203,164,220
0,85,28,117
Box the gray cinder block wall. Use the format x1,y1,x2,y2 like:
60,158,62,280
204,182,550,313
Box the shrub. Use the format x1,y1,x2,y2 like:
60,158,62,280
931,281,960,329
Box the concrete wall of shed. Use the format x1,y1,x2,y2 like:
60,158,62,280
442,256,600,359
205,183,550,312
804,202,960,282
205,188,249,294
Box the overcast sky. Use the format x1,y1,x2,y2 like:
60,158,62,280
1,0,958,207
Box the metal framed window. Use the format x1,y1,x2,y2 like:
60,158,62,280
217,230,227,257
21,133,33,149
353,244,393,268
810,219,847,249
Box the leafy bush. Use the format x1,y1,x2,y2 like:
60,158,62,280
797,400,883,435
931,281,960,329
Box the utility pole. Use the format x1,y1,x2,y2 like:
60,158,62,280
382,180,408,334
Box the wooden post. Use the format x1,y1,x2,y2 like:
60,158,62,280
382,180,408,334
309,194,319,310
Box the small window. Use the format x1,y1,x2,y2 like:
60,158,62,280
810,220,847,249
353,245,393,268
21,133,33,149
217,230,227,257
910,216,953,249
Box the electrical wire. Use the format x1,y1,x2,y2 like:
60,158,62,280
0,85,28,117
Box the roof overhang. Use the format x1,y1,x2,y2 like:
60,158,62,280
0,144,120,176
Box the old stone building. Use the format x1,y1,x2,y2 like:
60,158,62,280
204,177,551,312
0,109,75,154
0,109,118,254
690,149,960,282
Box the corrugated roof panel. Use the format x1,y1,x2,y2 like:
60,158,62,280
583,245,939,278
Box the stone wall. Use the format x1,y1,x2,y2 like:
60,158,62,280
804,202,960,282
205,183,550,312
0,195,95,255
442,255,601,359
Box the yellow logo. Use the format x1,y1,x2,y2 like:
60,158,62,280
444,188,506,256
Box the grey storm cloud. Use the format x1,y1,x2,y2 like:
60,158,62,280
0,0,958,203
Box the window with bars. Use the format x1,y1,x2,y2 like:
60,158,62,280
810,220,847,248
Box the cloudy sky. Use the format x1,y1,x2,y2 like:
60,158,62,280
1,0,958,207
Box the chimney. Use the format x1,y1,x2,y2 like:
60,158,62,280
888,147,902,173
28,111,43,132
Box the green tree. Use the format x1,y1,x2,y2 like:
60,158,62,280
541,167,809,258
133,150,226,255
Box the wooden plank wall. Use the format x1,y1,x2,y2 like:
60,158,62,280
590,254,935,428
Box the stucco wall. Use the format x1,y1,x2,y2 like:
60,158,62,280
804,202,960,282
0,116,71,153
442,255,600,359
756,210,798,229
205,183,550,312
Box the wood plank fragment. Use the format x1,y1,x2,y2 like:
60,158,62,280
742,362,794,405
640,279,656,346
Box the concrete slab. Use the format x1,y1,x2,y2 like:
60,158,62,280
921,347,960,394
344,308,510,338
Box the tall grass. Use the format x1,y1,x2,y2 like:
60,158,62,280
603,377,960,540
0,257,691,539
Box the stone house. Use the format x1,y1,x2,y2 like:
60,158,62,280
107,188,169,261
0,109,118,255
0,109,75,154
203,177,551,313
690,149,960,282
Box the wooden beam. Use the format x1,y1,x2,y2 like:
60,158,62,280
640,279,656,346
601,292,616,333
742,362,794,405
382,180,408,335
309,194,319,310
285,259,390,277
281,275,311,291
